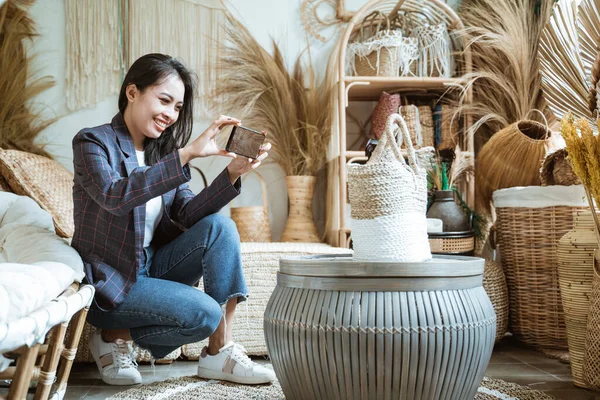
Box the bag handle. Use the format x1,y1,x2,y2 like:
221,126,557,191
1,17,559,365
232,169,268,211
369,113,421,174
189,165,208,188
357,10,390,42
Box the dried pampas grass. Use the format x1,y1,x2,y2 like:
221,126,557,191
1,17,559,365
215,13,334,177
453,0,554,144
476,120,555,216
561,114,600,237
0,0,55,157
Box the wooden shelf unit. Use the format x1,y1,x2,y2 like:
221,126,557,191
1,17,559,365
331,0,474,248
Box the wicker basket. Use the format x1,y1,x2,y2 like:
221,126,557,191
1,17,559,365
418,105,435,148
398,104,423,148
428,232,474,255
349,11,401,77
483,259,510,343
493,185,588,349
181,242,353,359
230,170,271,242
582,251,600,390
540,148,580,186
557,210,597,388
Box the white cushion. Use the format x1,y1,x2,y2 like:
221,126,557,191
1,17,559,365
0,192,84,325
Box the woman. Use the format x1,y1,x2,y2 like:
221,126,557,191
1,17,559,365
71,53,274,386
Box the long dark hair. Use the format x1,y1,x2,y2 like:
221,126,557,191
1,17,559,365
118,53,196,165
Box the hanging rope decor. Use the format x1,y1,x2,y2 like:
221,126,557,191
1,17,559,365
65,0,122,111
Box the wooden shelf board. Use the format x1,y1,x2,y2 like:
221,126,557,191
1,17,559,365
344,76,461,102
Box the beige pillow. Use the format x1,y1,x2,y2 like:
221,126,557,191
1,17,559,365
0,149,74,238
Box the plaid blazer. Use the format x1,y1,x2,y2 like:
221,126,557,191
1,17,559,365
71,113,240,311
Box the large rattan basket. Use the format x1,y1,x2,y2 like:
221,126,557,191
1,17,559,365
493,185,588,350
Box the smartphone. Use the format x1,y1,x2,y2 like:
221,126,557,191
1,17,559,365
225,125,266,159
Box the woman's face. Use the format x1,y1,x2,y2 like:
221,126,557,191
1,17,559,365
125,74,185,148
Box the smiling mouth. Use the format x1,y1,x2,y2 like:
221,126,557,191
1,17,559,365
154,119,167,129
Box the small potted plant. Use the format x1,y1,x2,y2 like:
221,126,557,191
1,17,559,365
425,147,481,255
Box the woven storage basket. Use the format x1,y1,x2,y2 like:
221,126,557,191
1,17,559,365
428,233,474,255
494,185,588,349
557,210,597,388
370,92,400,140
398,104,423,148
182,243,353,358
349,11,402,77
348,113,431,262
540,148,581,186
230,170,271,242
483,259,509,343
583,252,600,390
418,105,435,148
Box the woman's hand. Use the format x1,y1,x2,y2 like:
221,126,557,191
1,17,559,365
179,115,240,165
226,138,271,184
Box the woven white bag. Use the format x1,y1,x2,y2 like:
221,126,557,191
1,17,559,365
348,113,432,262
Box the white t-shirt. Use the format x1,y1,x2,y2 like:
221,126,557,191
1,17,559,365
136,150,163,248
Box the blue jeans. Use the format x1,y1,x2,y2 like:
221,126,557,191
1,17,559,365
87,214,248,359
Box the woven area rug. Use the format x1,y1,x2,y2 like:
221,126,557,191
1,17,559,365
106,376,555,399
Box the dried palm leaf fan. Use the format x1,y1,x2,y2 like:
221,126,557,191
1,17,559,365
454,0,555,145
539,0,600,128
475,118,555,217
0,0,55,157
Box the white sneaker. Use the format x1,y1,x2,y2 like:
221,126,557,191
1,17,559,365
89,329,142,386
197,342,276,385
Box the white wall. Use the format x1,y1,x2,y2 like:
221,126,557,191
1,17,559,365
27,0,456,240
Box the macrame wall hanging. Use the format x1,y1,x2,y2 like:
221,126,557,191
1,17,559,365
65,0,225,117
65,0,123,112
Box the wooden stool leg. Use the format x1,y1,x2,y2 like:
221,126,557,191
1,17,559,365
53,306,90,397
8,344,40,400
34,322,67,400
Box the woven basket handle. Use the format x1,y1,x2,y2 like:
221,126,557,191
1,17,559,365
369,113,421,174
357,10,390,42
189,165,208,188
234,170,269,211
525,109,550,139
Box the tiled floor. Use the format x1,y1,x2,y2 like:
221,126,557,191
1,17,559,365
2,337,600,399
